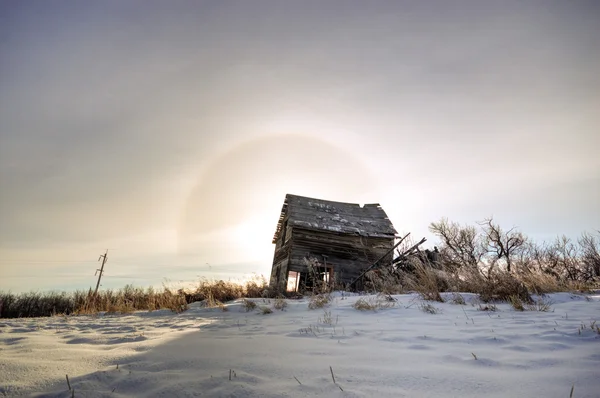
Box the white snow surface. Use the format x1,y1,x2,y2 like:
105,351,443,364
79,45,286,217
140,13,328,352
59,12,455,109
1,292,599,397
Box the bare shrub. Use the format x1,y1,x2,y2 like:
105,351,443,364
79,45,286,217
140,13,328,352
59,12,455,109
479,217,526,274
429,218,485,271
579,232,600,280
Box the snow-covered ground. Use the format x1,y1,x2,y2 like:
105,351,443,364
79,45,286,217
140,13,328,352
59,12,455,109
1,292,599,397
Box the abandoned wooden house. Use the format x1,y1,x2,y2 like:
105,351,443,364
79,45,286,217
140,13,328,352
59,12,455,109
270,194,398,292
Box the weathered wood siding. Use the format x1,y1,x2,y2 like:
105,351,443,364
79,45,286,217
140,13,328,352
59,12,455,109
270,194,397,291
270,232,292,290
286,227,394,285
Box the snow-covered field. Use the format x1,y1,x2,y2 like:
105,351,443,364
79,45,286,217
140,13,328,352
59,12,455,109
1,292,599,398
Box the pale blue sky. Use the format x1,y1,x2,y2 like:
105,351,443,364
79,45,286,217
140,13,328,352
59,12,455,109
1,1,599,292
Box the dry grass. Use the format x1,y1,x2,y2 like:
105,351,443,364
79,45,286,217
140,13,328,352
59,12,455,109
0,277,273,319
352,294,396,311
273,297,288,311
419,302,441,314
508,295,525,311
477,303,498,312
185,276,269,304
364,267,406,294
527,295,553,312
242,299,257,312
403,263,446,302
509,293,553,312
308,294,332,310
0,285,192,318
449,292,466,305
259,306,273,315
518,272,566,294
457,268,531,304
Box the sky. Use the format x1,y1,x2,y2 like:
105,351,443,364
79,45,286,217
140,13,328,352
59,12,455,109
1,1,599,293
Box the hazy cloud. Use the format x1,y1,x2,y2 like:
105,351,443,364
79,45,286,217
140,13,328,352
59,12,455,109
1,1,598,291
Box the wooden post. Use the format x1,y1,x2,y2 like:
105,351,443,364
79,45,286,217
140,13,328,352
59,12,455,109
94,250,108,296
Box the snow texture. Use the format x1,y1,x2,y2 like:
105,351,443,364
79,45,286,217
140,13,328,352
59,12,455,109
1,292,599,397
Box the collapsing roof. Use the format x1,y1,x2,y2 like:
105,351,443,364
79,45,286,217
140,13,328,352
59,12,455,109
272,194,397,243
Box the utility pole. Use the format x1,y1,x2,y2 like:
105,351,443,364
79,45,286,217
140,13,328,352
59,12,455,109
94,250,108,296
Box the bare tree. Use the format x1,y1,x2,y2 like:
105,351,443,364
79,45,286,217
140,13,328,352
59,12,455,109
578,231,600,280
429,218,485,271
479,217,526,274
545,236,581,281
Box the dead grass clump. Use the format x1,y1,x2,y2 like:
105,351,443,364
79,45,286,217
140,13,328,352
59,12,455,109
509,294,553,312
477,303,498,311
450,292,466,305
508,295,525,311
352,295,396,311
188,279,244,304
244,275,269,298
527,295,553,312
404,263,446,302
273,297,288,311
419,302,441,314
242,299,257,312
353,298,376,311
460,268,531,304
260,306,273,314
308,294,331,310
364,268,405,294
518,271,565,294
156,287,189,313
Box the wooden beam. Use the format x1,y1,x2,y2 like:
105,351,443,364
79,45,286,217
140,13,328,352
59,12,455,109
348,233,411,289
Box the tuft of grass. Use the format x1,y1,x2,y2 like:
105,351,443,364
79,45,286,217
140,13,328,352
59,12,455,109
477,303,498,312
419,302,441,314
405,263,446,302
508,295,525,311
242,299,257,312
509,294,553,312
320,310,334,325
450,292,466,305
308,294,331,310
526,295,553,312
352,295,396,311
259,306,273,315
273,297,288,311
363,267,406,294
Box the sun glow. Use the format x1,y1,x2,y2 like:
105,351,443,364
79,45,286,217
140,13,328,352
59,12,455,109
232,214,276,262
